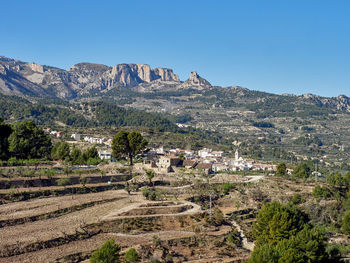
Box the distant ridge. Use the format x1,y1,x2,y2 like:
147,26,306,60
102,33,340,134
0,55,349,113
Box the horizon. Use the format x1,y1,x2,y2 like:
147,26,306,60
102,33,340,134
1,53,348,99
1,0,350,97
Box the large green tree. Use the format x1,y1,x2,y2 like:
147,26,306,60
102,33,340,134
292,162,314,179
252,201,307,246
112,131,148,165
249,201,339,263
0,119,12,160
8,121,52,159
276,162,287,177
51,141,70,161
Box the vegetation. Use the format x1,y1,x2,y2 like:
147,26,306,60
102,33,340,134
292,162,314,179
0,119,12,160
112,131,148,165
51,143,100,165
249,201,338,263
124,248,140,263
7,121,52,160
276,162,287,177
90,239,120,263
342,210,350,235
146,169,155,185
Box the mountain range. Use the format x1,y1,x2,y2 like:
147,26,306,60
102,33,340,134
0,55,348,112
0,56,212,99
1,56,350,163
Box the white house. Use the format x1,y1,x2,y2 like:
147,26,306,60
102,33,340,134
71,133,81,141
98,150,113,160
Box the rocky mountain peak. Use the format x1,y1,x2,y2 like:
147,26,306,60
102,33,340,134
29,63,44,73
69,62,110,73
152,68,179,82
183,71,211,88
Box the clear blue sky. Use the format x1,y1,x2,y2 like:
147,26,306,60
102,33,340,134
1,0,349,97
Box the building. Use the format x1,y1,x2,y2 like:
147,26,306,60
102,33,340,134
98,150,113,160
157,155,182,173
71,133,81,141
195,163,213,174
198,148,224,158
183,160,197,169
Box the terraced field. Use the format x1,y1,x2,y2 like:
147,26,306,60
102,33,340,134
0,169,253,263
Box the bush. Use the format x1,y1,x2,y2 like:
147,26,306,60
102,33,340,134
90,239,120,263
222,182,235,195
57,177,71,187
312,185,332,200
291,194,303,205
124,248,139,263
86,157,100,166
327,172,347,188
141,187,159,201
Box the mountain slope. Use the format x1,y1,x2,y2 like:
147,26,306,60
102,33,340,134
0,56,188,99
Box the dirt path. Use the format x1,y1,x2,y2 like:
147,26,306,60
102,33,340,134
230,219,254,251
101,200,202,221
244,175,264,183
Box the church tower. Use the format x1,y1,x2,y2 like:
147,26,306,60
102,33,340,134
235,149,240,161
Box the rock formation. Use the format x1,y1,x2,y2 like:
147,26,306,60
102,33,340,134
153,68,179,81
182,71,211,89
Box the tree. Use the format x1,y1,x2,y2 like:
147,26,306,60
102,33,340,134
252,201,306,246
249,226,330,263
83,146,99,160
249,201,338,263
124,248,139,263
51,142,70,161
70,147,83,165
90,239,120,263
326,172,346,188
276,162,287,177
8,121,52,159
292,162,313,179
342,210,350,235
112,131,148,165
0,120,12,160
146,169,155,185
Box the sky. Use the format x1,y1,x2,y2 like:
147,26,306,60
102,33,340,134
1,0,350,97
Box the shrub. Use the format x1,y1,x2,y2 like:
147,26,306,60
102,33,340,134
57,177,71,187
142,187,158,201
124,248,139,263
222,182,235,195
86,157,100,166
312,185,331,200
90,239,120,263
291,194,303,205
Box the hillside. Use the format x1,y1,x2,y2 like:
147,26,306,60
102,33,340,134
1,56,350,164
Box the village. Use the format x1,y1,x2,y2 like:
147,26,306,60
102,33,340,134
47,129,277,175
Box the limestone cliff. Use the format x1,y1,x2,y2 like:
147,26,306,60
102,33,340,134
182,71,211,89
